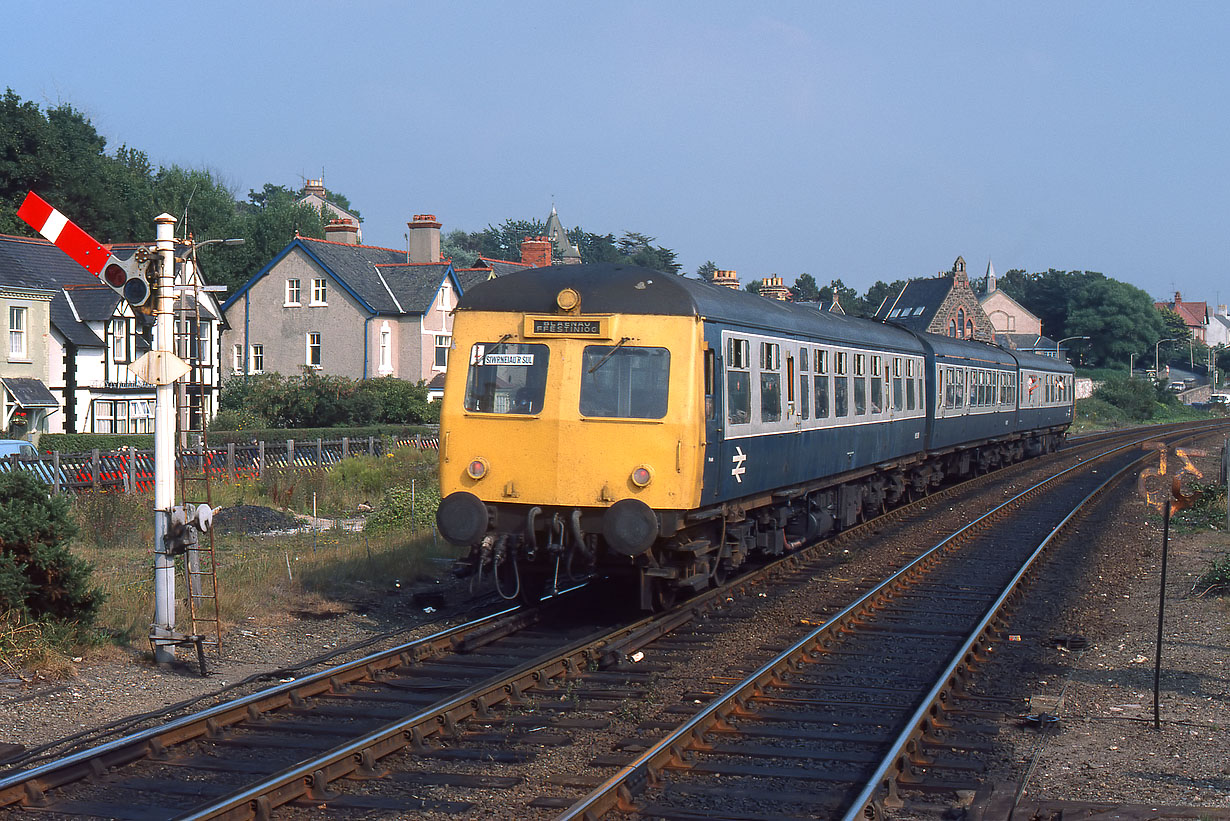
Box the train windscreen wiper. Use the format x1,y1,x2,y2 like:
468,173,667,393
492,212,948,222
588,337,633,374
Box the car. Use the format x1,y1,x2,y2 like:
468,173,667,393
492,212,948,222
0,439,38,459
1168,381,1188,392
1210,393,1230,405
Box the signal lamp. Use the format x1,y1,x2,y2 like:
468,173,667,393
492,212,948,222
556,287,580,312
466,458,489,480
630,465,653,487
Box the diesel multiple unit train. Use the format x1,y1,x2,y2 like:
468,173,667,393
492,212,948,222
436,263,1075,609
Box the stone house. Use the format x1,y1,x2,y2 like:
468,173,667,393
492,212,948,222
221,215,466,399
874,256,995,342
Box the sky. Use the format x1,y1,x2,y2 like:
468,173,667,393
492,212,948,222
5,2,1229,305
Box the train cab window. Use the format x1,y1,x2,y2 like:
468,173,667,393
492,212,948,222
581,345,670,419
464,343,550,414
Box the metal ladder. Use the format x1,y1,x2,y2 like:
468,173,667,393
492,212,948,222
173,269,222,657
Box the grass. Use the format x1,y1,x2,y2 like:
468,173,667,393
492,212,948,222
58,445,455,655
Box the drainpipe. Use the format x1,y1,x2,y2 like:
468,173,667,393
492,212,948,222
363,315,373,378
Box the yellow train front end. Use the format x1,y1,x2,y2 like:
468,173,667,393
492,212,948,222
436,290,705,605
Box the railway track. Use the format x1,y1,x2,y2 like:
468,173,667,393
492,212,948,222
0,420,1222,819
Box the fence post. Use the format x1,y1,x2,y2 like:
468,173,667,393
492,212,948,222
368,435,374,456
227,443,236,483
287,439,295,468
258,440,266,479
342,436,349,461
127,445,136,494
91,449,100,490
197,438,205,478
52,450,61,494
317,437,323,468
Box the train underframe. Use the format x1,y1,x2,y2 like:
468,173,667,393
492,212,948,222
453,427,1068,610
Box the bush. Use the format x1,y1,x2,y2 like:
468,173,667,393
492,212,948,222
1093,376,1163,421
219,372,439,428
38,433,154,453
365,482,442,534
208,407,269,433
0,472,103,632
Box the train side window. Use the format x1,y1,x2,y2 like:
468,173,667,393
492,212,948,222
892,371,903,411
727,370,750,425
869,373,882,414
761,342,779,371
833,375,849,417
786,355,796,406
854,353,865,376
798,347,809,420
704,348,716,422
944,368,955,408
816,349,827,374
953,369,964,408
729,338,749,369
854,376,867,415
893,357,901,377
814,374,829,418
835,351,847,375
871,356,881,377
906,372,916,410
760,370,782,422
464,343,551,414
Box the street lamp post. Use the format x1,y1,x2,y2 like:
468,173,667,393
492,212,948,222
1056,335,1089,361
1155,337,1184,381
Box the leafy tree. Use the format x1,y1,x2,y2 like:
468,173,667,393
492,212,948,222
861,279,908,316
479,218,547,261
615,231,681,274
819,279,864,316
696,260,718,281
568,228,621,264
745,279,762,295
790,273,820,302
441,229,481,268
0,472,103,630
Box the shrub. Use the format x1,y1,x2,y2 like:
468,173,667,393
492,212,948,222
364,482,442,534
208,407,269,432
1093,376,1162,421
0,472,103,633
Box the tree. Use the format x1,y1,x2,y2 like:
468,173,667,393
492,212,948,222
1064,277,1166,368
441,229,481,268
615,231,682,274
478,218,547,261
696,260,718,281
819,279,864,316
790,273,820,302
745,279,762,295
860,279,908,316
569,228,621,264
0,472,102,631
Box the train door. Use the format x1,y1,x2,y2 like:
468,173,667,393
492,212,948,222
786,351,800,430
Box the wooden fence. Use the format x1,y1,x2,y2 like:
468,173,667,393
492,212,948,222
0,434,440,494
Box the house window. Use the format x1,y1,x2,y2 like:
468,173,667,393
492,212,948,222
232,343,242,372
966,319,973,338
949,319,957,337
435,334,450,368
110,319,129,363
379,325,392,373
8,306,27,359
94,400,114,433
307,332,322,368
286,279,302,306
251,345,264,373
957,308,966,338
311,278,327,305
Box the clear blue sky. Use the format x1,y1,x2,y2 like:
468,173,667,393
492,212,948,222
7,2,1228,304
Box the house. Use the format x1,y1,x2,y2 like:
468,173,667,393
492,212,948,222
221,215,466,399
545,206,582,264
1206,305,1230,348
1155,291,1207,344
0,233,226,435
874,256,996,343
298,178,362,244
2,283,57,439
974,262,1057,356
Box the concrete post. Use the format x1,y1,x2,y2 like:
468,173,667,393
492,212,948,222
227,442,236,483
127,445,136,494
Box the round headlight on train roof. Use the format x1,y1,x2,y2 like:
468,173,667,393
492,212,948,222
556,287,580,312
630,464,653,487
466,457,489,480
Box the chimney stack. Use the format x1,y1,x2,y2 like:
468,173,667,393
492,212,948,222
324,218,360,245
407,214,441,263
520,236,552,268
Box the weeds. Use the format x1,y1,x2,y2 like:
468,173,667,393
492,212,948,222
1193,553,1230,598
1170,482,1227,533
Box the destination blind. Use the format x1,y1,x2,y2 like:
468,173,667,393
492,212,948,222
524,316,610,337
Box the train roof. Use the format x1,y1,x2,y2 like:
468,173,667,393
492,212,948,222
1012,348,1076,374
918,334,1020,367
457,263,926,351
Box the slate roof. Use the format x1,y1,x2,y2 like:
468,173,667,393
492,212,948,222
473,257,531,277
1,377,59,407
874,276,954,332
998,333,1058,352
455,268,496,292
222,236,460,317
0,233,116,347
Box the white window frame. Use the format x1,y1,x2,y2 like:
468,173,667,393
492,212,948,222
379,324,393,374
9,306,27,360
251,344,264,374
232,343,242,373
311,278,327,306
285,278,302,306
306,332,322,368
94,400,114,433
434,334,450,369
110,318,128,363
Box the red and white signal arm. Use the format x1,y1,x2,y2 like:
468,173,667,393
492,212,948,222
17,191,151,306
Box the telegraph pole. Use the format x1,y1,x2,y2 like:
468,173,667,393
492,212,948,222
151,213,178,663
